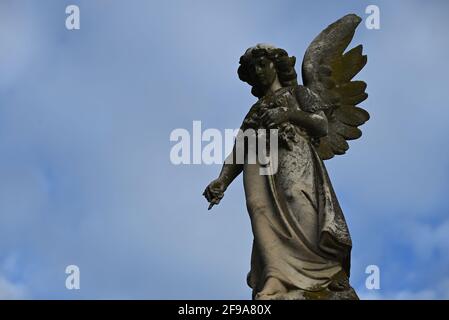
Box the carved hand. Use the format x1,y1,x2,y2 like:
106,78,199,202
203,177,227,210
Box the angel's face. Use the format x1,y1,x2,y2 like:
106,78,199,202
251,56,277,87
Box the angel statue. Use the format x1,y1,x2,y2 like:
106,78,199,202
203,14,369,300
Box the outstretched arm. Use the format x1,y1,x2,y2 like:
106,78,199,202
219,143,244,185
203,142,243,210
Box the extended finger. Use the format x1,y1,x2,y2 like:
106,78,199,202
209,197,218,206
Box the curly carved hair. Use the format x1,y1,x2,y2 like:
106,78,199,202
238,44,298,98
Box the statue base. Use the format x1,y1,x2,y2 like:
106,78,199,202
254,286,359,300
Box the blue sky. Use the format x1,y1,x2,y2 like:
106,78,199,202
0,0,449,299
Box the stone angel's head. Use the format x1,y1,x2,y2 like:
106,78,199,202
238,43,298,98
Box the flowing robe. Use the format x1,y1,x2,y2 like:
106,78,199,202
241,86,353,298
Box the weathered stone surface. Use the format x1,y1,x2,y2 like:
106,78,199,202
203,14,369,300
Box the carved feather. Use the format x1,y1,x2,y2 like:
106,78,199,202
301,14,369,160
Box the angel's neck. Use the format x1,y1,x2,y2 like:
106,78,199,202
263,75,282,96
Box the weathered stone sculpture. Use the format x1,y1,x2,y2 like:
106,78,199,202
203,14,369,300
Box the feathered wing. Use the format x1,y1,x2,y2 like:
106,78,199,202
301,14,369,160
